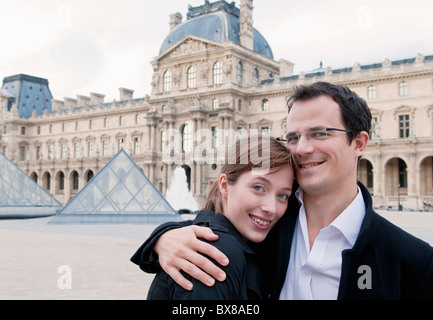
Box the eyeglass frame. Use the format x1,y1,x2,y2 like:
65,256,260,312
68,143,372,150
280,127,352,145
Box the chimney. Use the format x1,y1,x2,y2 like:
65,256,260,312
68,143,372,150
119,88,134,101
279,59,295,77
90,92,105,105
240,0,254,51
64,97,77,110
169,12,183,31
77,95,91,107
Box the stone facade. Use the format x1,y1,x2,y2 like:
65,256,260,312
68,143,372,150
1,0,432,210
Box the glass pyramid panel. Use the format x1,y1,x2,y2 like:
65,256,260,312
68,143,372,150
0,152,62,209
51,149,179,224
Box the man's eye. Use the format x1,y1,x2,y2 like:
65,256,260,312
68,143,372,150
252,185,264,192
310,131,327,138
286,135,299,142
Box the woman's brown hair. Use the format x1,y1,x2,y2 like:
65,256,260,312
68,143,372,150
204,134,294,214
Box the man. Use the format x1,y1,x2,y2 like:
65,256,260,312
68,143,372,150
131,82,433,299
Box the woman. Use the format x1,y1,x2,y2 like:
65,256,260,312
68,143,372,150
134,134,295,300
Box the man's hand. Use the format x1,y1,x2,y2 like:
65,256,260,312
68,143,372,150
154,225,229,291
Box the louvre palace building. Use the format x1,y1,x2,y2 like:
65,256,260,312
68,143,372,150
1,0,433,210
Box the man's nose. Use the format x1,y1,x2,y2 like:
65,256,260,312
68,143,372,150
292,134,315,156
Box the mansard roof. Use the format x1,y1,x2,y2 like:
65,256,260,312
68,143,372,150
1,74,53,118
160,0,273,59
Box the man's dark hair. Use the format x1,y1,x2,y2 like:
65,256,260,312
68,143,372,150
287,82,372,144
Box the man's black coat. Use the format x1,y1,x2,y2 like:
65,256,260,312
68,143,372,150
258,182,433,299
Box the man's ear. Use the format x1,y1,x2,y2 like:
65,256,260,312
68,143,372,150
354,131,369,157
218,174,229,197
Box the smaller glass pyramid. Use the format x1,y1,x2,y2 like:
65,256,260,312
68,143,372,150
49,149,180,224
0,152,62,218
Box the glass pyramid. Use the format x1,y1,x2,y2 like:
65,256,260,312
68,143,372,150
0,152,62,218
49,149,180,224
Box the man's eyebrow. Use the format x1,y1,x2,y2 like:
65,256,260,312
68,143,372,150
286,126,326,134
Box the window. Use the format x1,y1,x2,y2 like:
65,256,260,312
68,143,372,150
262,99,269,111
72,171,79,190
102,140,108,157
181,122,193,153
399,81,408,96
211,126,219,149
74,142,80,158
59,172,65,191
61,144,67,159
135,114,139,125
75,121,79,131
238,99,242,111
134,137,140,155
88,140,94,157
370,117,378,139
37,126,41,135
119,116,124,127
61,123,65,133
19,146,25,161
261,127,270,135
20,127,26,135
253,68,259,83
36,146,41,160
161,130,168,150
187,66,196,88
163,70,172,91
89,119,93,129
367,85,376,99
48,144,55,160
118,137,124,151
49,124,53,134
212,98,219,110
399,114,410,138
103,118,108,128
237,62,243,85
213,61,222,85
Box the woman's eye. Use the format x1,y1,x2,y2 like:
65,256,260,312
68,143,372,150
252,185,264,192
278,194,289,200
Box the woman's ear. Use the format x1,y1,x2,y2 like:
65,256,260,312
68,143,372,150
218,174,229,197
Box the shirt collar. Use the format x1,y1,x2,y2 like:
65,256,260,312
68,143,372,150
294,186,366,247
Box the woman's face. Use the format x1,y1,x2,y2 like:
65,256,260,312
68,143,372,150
219,165,294,243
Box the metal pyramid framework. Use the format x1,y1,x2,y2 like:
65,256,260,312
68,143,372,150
0,152,62,218
49,149,181,224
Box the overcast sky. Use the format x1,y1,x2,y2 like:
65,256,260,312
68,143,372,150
1,0,433,101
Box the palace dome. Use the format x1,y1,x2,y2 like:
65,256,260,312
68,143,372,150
159,1,273,59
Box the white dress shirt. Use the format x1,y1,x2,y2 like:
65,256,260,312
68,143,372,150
279,186,366,300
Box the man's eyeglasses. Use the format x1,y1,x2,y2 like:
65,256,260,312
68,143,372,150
283,127,352,145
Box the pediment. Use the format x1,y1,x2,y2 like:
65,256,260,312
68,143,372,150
156,36,224,61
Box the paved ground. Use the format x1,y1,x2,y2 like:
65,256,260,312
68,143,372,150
0,210,432,300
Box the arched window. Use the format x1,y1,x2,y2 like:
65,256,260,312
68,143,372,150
181,122,193,153
213,61,222,85
237,62,243,85
187,66,196,88
253,68,259,83
72,171,79,190
163,70,172,92
58,172,65,191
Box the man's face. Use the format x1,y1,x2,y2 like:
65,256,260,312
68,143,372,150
286,95,363,197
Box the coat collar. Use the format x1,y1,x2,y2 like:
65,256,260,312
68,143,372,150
193,210,255,254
